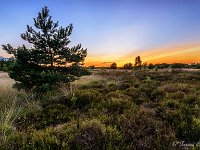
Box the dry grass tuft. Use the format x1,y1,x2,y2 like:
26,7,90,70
0,72,21,142
0,72,16,94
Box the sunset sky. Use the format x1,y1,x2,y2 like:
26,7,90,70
0,0,200,66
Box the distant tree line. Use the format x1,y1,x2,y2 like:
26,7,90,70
148,63,200,69
88,56,200,70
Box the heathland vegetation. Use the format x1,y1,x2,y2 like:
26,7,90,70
1,6,200,150
2,69,200,149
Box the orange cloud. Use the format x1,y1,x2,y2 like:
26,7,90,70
140,43,200,64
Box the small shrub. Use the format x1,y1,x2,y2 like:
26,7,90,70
73,119,124,150
106,80,119,91
162,83,189,93
75,89,101,109
0,128,70,150
121,108,176,150
88,80,106,89
150,88,165,102
119,82,131,90
16,104,70,130
74,119,106,150
166,91,185,99
104,126,123,149
158,95,200,144
103,92,132,113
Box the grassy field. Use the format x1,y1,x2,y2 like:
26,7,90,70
1,70,200,149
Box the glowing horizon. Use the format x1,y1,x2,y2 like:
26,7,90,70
84,42,200,67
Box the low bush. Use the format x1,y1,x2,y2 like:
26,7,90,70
0,128,69,150
121,108,176,150
75,89,101,109
166,91,185,99
16,104,70,130
74,119,123,150
74,119,106,150
162,83,189,93
103,92,132,113
157,94,200,144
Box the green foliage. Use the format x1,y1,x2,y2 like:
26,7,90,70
0,60,13,72
71,93,78,109
162,83,189,93
2,6,89,92
103,92,132,113
2,69,200,149
16,104,70,130
121,108,176,150
74,89,101,109
157,94,200,144
74,119,123,150
0,128,70,150
74,119,106,150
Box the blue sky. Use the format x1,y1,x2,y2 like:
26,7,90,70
0,0,200,65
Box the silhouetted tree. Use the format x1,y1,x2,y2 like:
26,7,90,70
123,63,133,69
134,56,142,68
110,62,117,69
148,63,154,69
2,6,90,92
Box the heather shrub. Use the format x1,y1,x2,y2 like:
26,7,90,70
157,94,200,144
75,89,101,109
166,91,185,99
103,92,132,113
74,119,123,150
121,108,176,150
119,82,131,90
125,86,148,105
16,104,70,130
74,119,106,150
86,80,106,89
0,128,69,150
106,80,119,91
162,83,189,93
104,126,123,149
150,88,165,102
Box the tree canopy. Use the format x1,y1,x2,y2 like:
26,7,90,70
2,6,90,92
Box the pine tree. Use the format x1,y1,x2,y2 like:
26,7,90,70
2,6,90,92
